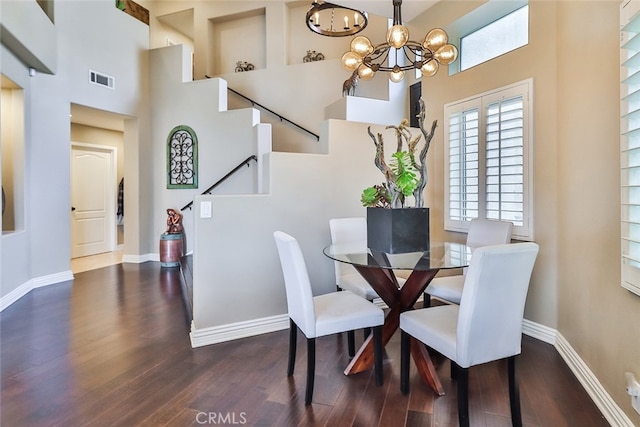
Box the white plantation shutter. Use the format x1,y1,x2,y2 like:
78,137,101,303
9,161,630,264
621,1,640,296
485,96,525,225
448,107,479,222
444,80,533,240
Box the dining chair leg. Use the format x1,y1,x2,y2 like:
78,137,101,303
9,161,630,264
400,330,410,394
457,366,470,427
508,356,523,427
305,338,316,405
347,330,355,357
450,359,458,380
423,293,431,308
373,325,383,386
288,318,297,376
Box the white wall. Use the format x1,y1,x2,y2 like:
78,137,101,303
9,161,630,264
191,119,394,331
0,47,31,301
0,0,149,300
144,0,397,155
0,0,57,73
149,45,267,254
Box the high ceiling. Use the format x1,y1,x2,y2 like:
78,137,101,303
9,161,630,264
71,1,439,132
339,1,439,22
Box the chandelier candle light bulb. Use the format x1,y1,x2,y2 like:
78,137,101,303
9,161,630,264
306,1,368,37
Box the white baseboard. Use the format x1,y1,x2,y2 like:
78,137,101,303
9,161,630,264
0,270,73,312
122,253,157,263
555,332,635,427
189,314,289,348
32,270,74,288
521,319,634,426
0,280,32,312
522,318,556,344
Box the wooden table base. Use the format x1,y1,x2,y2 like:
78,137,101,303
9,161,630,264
344,266,445,396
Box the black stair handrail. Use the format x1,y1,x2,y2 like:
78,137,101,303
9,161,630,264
228,87,319,141
180,155,257,211
204,76,319,141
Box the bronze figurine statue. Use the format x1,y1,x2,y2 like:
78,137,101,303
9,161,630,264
165,208,183,234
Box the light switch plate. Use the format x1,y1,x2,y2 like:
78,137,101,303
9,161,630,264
200,201,212,218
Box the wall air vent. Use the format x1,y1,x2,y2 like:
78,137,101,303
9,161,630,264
89,70,115,89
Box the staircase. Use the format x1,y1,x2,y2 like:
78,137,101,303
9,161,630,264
179,254,193,324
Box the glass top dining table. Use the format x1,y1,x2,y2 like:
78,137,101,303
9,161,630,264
322,241,474,396
323,241,473,272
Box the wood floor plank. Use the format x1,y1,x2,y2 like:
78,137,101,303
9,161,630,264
0,262,609,427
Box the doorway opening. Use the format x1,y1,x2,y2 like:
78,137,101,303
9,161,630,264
70,104,127,271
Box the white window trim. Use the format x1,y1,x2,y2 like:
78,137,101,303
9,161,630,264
444,78,535,241
620,0,640,296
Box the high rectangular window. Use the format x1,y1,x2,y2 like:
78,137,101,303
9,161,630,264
460,5,529,71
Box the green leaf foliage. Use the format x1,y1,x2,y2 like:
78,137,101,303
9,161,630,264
390,152,418,197
361,185,390,208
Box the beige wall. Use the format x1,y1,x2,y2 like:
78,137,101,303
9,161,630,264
417,0,560,327
416,1,639,423
556,2,639,424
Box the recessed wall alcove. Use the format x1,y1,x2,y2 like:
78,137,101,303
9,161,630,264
208,8,266,76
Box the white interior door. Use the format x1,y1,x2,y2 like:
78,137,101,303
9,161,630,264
71,144,115,258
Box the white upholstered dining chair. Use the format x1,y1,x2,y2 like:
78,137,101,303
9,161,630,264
329,217,408,355
424,218,513,307
329,217,378,300
401,242,539,427
273,231,384,405
329,217,407,300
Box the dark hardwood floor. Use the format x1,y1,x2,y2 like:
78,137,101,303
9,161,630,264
1,262,608,426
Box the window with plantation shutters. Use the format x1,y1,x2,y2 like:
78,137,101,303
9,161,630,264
444,79,534,240
448,106,480,223
621,0,640,296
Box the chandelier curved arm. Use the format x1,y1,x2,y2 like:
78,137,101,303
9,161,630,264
337,0,458,81
363,42,435,73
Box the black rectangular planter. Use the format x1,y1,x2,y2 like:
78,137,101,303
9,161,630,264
366,207,430,254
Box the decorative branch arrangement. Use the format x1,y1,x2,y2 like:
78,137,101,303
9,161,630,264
361,99,437,209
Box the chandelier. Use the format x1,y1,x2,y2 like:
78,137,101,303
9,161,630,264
341,0,458,83
305,1,368,37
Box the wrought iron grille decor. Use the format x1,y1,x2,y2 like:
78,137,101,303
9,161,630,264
167,125,198,189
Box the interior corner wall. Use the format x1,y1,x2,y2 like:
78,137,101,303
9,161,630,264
415,1,639,423
1,47,32,298
555,2,640,425
211,13,266,75
414,0,560,330
191,119,385,330
149,46,264,255
145,0,392,140
2,0,150,299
